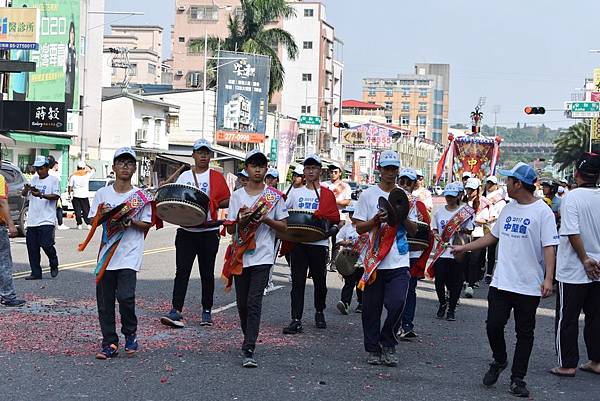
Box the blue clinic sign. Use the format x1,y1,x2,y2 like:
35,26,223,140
215,51,271,143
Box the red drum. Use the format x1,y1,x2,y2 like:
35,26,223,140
155,183,209,227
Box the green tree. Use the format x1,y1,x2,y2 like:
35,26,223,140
189,0,298,99
553,122,599,171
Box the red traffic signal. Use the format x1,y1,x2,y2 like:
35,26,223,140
524,106,545,115
334,122,350,129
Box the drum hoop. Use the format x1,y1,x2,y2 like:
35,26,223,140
156,200,207,214
156,184,210,200
287,224,326,234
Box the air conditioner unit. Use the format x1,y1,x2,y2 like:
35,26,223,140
135,129,148,143
177,6,186,12
175,70,184,76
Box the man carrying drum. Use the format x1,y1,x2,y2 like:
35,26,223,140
161,138,230,328
353,151,417,367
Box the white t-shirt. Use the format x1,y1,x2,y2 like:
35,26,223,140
323,180,352,210
431,205,474,259
486,188,507,230
89,186,153,272
285,186,329,247
353,185,416,270
28,175,60,227
556,188,600,284
337,221,359,243
491,199,559,296
69,171,94,198
228,187,288,268
413,187,433,211
176,169,217,232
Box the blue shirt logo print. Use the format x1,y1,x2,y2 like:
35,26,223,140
298,196,318,210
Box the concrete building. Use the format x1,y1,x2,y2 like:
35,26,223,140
341,99,386,125
103,25,164,86
362,63,450,145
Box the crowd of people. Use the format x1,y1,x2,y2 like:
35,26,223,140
0,141,598,399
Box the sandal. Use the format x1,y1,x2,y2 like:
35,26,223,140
579,363,600,375
549,367,576,377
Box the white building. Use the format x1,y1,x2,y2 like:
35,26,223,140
223,93,251,130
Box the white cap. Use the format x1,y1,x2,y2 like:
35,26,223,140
32,155,48,167
113,147,137,160
77,160,86,169
558,186,565,194
193,138,213,152
462,171,473,179
293,165,304,175
485,176,498,184
415,169,424,177
245,148,267,163
266,168,279,178
238,170,249,178
303,153,322,166
465,177,481,190
379,150,401,168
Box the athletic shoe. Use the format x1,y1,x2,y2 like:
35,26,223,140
509,379,530,398
400,330,418,340
200,310,213,326
95,344,118,360
85,224,92,230
315,311,327,329
77,225,83,230
160,309,185,328
50,265,59,278
484,274,492,285
446,309,456,321
24,275,42,280
242,350,258,368
2,298,26,307
282,319,303,334
482,360,508,386
464,286,474,298
57,224,69,230
381,346,398,367
125,334,138,355
336,301,349,315
367,352,382,365
436,303,447,319
355,304,362,313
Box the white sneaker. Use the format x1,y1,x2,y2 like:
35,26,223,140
85,224,92,230
77,225,83,230
464,286,474,298
57,224,69,230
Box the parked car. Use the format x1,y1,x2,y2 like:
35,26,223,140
0,160,29,236
61,178,114,211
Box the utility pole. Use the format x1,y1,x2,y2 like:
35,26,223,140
493,105,501,137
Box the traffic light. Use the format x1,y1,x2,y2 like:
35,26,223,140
334,122,350,129
524,106,545,115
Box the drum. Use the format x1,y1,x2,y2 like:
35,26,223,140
408,221,431,251
155,183,210,227
452,232,471,263
334,246,359,276
277,210,332,243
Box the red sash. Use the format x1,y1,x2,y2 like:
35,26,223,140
410,200,433,279
358,223,397,290
426,204,475,277
208,169,231,223
222,186,284,290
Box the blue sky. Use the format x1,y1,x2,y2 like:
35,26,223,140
104,0,600,129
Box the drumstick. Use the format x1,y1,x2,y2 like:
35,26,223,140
162,164,189,186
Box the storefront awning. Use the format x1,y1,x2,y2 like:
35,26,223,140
0,133,15,145
8,131,72,146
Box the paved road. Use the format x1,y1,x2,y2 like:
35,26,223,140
1,218,598,401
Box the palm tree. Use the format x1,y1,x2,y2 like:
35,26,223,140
553,122,599,171
189,0,298,99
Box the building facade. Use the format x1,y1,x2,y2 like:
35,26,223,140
362,63,450,145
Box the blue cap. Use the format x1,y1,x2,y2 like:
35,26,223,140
379,150,401,168
452,181,464,191
399,168,417,181
303,153,322,166
113,147,137,161
32,155,48,167
193,138,213,152
245,148,267,163
443,182,461,197
266,168,279,178
499,162,537,185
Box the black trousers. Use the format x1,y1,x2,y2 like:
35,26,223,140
172,229,220,312
72,197,91,225
96,269,137,346
234,264,271,353
289,243,328,320
26,225,58,278
56,205,63,226
341,267,364,306
434,258,463,310
466,248,485,286
486,286,540,380
485,242,497,276
556,281,600,368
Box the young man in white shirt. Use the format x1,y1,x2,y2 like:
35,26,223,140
353,151,417,367
68,160,95,230
89,148,154,360
22,156,61,280
324,162,351,271
161,138,230,328
453,162,558,398
47,155,69,230
227,150,288,368
552,153,600,377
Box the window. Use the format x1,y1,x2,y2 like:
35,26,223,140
400,115,410,125
178,37,185,43
385,88,393,97
233,6,244,18
301,106,311,114
384,101,393,111
190,6,218,21
419,102,427,112
302,73,312,82
154,120,162,142
148,63,156,75
386,116,393,124
418,115,427,126
368,87,376,96
401,102,410,112
304,8,314,17
418,130,426,138
402,87,410,97
417,80,430,86
419,88,428,97
303,41,313,49
399,80,414,85
129,64,137,76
